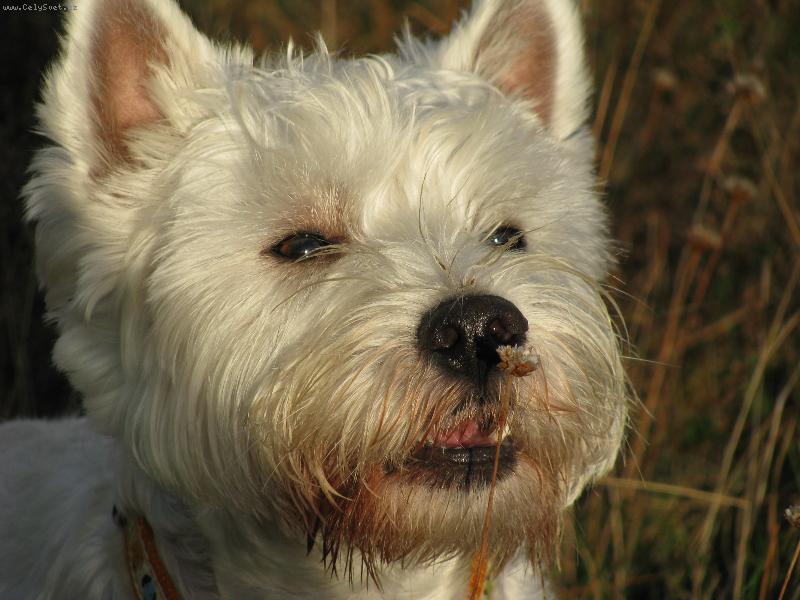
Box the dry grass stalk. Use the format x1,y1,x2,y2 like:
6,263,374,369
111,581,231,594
467,346,538,600
696,262,800,576
778,506,800,600
597,0,662,183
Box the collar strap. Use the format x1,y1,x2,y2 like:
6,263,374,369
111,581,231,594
114,506,182,600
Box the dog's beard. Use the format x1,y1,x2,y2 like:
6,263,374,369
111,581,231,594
249,363,577,583
311,447,564,585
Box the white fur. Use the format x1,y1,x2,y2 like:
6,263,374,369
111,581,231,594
2,0,627,597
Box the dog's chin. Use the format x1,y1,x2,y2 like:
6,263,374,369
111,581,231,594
309,434,562,575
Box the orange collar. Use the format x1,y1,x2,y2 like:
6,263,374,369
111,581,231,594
115,506,182,600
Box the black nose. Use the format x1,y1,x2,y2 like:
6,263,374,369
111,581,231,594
417,294,528,381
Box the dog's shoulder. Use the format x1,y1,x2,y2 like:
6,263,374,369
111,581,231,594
0,417,113,478
0,418,129,599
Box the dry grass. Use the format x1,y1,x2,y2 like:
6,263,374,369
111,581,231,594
2,0,798,597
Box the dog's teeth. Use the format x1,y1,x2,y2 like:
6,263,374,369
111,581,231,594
488,423,511,443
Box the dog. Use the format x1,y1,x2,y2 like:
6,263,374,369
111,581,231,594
1,0,629,597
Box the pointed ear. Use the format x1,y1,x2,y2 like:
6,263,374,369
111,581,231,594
40,0,219,174
430,0,591,141
24,0,238,420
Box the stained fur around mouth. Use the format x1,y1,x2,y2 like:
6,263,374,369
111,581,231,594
402,438,517,490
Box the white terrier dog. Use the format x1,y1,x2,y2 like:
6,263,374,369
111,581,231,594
2,0,628,597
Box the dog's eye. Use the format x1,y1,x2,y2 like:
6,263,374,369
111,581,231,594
271,232,333,260
487,226,526,251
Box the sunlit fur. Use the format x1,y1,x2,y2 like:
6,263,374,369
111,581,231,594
1,0,629,598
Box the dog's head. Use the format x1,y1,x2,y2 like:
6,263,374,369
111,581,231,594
27,0,627,575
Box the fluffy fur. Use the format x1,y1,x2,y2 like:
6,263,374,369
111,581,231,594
1,0,628,597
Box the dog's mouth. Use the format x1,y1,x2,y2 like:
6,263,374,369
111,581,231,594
401,419,517,490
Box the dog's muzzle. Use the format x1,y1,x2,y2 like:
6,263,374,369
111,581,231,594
408,295,529,489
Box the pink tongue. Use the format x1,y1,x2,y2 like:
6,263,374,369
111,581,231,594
435,420,495,448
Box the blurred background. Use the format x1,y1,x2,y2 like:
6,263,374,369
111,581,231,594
1,0,798,597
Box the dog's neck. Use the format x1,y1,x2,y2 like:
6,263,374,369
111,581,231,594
116,459,474,600
115,460,219,600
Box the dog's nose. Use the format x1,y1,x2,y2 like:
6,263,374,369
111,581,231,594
417,294,528,380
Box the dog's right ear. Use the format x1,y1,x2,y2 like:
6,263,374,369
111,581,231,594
38,0,224,176
25,0,247,425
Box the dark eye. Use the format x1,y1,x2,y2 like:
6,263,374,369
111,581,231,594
487,225,526,251
271,232,334,261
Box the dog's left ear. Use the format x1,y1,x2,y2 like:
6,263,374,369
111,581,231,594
406,0,591,141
